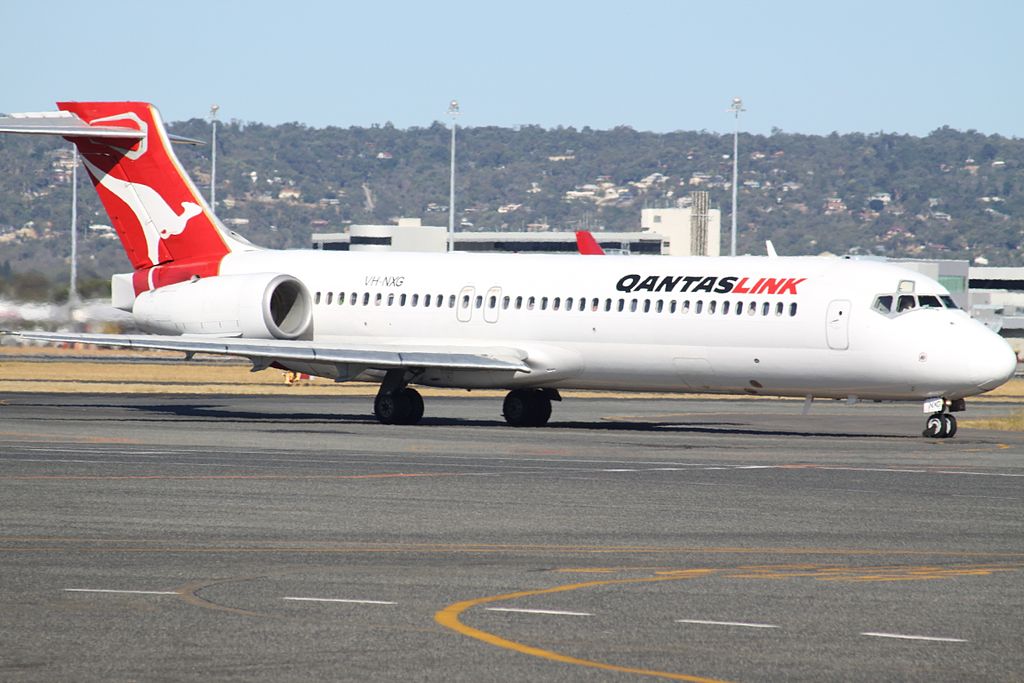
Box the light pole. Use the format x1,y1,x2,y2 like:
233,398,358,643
447,99,459,253
210,104,219,211
69,144,79,307
728,96,745,257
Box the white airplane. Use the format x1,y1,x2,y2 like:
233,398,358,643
0,102,1016,437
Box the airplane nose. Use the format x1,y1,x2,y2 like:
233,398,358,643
969,333,1018,391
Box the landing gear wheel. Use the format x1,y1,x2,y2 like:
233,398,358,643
374,388,424,425
942,413,957,438
503,389,552,427
923,412,957,438
402,388,424,424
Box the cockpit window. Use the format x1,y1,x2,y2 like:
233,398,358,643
873,295,893,313
874,292,960,317
897,295,917,312
940,295,958,310
918,295,942,309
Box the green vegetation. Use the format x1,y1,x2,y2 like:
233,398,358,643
0,119,1021,298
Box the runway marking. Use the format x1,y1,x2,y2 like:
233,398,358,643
0,472,475,481
436,570,728,682
0,431,140,444
676,619,778,629
485,607,593,616
64,588,178,595
861,632,967,643
283,597,396,605
602,468,638,472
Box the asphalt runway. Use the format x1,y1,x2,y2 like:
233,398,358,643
1,392,1022,682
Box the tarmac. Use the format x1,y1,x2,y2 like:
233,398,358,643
1,390,1022,681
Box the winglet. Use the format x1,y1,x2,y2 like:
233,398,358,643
575,231,605,255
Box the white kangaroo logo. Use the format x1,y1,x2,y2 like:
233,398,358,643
82,111,202,266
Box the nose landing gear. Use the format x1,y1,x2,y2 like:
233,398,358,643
922,398,963,438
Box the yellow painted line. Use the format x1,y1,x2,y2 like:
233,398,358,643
435,570,730,682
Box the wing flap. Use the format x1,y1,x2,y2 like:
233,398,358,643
8,331,531,374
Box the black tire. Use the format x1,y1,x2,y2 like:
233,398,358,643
503,390,532,427
943,414,957,438
923,413,944,438
529,392,552,426
401,388,424,425
503,389,552,427
374,391,409,425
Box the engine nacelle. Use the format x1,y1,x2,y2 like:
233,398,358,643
132,272,313,339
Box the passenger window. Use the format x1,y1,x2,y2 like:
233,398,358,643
462,294,471,308
387,293,394,306
515,296,523,310
565,297,573,310
642,300,650,313
669,301,677,313
722,301,731,315
682,300,690,313
695,300,703,314
617,299,625,312
326,292,333,305
553,297,560,311
448,294,456,308
315,292,321,305
656,300,664,313
541,297,549,310
789,302,798,316
527,296,536,310
919,295,942,309
897,295,916,312
362,293,370,306
502,296,510,309
375,293,383,306
411,294,419,307
350,293,357,305
709,300,717,314
579,298,586,312
475,295,483,309
748,302,757,315
604,298,612,312
873,295,893,314
338,292,345,305
775,302,783,316
488,295,497,308
630,299,638,312
400,294,407,306
762,302,770,316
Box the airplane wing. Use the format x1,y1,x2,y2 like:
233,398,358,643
8,331,532,376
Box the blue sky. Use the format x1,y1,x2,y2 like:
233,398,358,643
3,0,1021,136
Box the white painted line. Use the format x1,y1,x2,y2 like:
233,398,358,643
602,468,637,472
676,619,778,629
64,589,178,595
282,597,396,605
861,632,966,643
486,607,593,616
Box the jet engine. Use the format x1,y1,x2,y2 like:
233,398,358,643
132,272,313,339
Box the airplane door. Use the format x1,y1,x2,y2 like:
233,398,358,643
826,299,851,350
483,287,501,324
456,286,475,322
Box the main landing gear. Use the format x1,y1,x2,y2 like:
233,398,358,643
922,398,964,439
502,388,559,427
373,369,424,425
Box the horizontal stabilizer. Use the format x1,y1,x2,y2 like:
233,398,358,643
0,110,144,140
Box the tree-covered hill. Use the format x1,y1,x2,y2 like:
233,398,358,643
0,118,1020,300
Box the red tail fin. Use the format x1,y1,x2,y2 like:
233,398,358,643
56,102,233,271
575,230,605,255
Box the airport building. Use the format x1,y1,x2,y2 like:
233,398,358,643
312,206,722,257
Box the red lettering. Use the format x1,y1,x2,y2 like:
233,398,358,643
756,278,784,294
777,277,807,295
733,277,752,294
